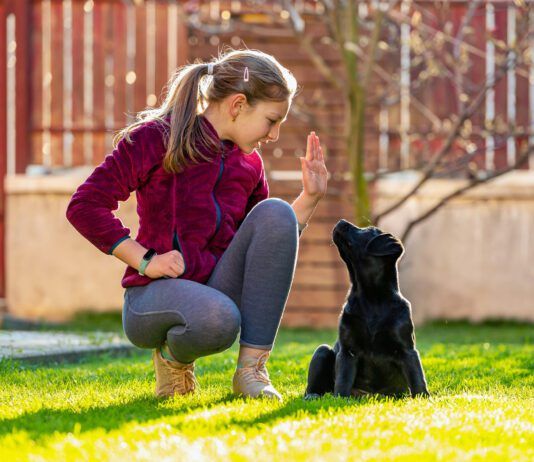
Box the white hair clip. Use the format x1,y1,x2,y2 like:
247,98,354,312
207,63,214,75
243,67,249,82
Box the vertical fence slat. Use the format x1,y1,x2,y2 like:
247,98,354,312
92,1,106,164
485,2,496,171
62,0,72,166
31,0,43,166
12,0,31,173
112,2,126,130
71,0,84,165
493,4,508,170
400,0,411,169
468,6,487,171
0,1,7,299
50,0,63,166
103,1,114,152
155,1,168,105
134,2,147,113
506,3,516,166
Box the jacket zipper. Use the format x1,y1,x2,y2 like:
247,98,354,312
173,231,187,275
171,174,187,277
212,158,224,234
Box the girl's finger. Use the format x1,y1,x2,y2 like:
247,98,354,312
318,140,324,162
306,133,313,161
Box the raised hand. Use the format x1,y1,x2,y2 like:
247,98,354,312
300,131,328,201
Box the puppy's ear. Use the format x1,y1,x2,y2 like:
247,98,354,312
365,233,404,257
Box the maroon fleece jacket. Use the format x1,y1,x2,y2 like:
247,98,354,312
66,116,269,288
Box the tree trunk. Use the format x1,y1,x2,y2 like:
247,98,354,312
348,86,370,226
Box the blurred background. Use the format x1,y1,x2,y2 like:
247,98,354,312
0,0,532,328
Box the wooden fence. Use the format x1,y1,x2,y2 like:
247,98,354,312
1,0,533,325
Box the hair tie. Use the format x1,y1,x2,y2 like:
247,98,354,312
207,63,214,75
243,67,249,82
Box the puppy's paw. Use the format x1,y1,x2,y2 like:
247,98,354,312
304,393,322,400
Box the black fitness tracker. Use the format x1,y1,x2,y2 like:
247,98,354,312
138,248,157,276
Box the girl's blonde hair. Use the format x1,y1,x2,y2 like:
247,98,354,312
114,48,298,174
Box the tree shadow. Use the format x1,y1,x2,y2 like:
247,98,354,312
0,393,236,441
0,387,398,442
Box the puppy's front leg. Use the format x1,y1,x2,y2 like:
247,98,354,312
334,348,358,397
400,349,430,397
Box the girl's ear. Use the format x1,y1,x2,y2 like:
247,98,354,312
228,93,247,119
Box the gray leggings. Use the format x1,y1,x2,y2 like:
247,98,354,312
122,198,299,363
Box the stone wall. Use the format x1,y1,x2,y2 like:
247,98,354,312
5,169,534,324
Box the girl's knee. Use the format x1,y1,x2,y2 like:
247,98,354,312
210,301,240,350
252,198,297,228
168,298,240,354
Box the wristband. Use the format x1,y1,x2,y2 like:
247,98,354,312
138,248,157,276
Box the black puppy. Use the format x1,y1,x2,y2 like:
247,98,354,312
305,219,429,399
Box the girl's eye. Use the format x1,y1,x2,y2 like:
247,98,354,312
268,119,276,126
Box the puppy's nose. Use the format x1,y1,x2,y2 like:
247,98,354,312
335,219,360,231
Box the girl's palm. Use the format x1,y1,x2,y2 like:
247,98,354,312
300,132,328,199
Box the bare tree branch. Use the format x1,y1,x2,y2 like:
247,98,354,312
372,51,516,225
400,143,533,242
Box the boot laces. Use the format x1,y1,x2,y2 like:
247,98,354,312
241,352,271,385
170,363,198,393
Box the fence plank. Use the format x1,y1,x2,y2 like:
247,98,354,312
71,0,84,165
0,0,6,298
11,0,31,172
155,2,168,105
92,1,106,163
31,0,43,165
112,2,127,130
50,0,63,166
134,2,147,113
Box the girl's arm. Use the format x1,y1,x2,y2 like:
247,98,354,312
66,123,159,255
111,238,148,271
291,191,320,229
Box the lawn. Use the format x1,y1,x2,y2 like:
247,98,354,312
0,316,532,461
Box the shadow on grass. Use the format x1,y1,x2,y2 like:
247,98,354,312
0,389,389,441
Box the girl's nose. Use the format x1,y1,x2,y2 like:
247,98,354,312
268,126,280,142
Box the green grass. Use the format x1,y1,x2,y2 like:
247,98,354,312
0,317,532,461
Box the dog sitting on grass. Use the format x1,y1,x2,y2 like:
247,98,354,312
305,219,430,399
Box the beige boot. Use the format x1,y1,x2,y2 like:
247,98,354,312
233,351,282,401
152,348,198,398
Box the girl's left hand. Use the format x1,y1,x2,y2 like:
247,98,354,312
300,132,328,202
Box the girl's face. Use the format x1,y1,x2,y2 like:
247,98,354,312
233,99,290,154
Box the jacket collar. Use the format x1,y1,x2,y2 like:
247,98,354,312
162,113,243,158
198,114,239,156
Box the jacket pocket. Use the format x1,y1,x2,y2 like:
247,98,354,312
173,230,188,277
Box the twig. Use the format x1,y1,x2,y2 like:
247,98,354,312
400,143,533,242
372,51,516,226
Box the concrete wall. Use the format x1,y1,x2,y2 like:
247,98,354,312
376,171,534,324
4,168,534,323
5,168,138,321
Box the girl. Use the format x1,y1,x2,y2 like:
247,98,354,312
66,48,328,401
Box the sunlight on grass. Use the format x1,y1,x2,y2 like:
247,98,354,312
0,322,532,461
